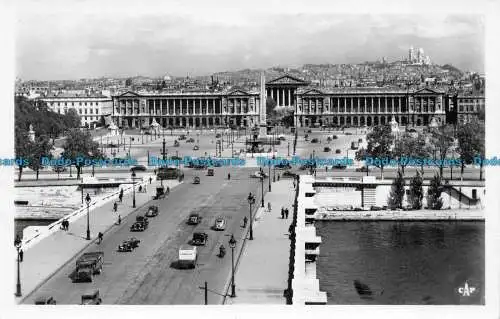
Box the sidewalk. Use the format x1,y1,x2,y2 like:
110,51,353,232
15,176,181,303
225,179,294,304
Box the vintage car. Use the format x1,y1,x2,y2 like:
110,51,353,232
282,170,297,178
251,171,268,178
323,147,331,152
351,141,358,150
191,232,208,246
81,290,102,305
311,138,319,143
178,135,187,140
52,166,67,173
154,187,166,200
135,215,149,227
186,138,195,143
130,222,146,232
174,140,180,147
145,205,159,217
207,168,214,176
355,166,370,172
117,242,133,252
215,133,221,138
193,176,201,184
275,163,292,170
125,237,140,248
34,295,57,305
193,145,199,150
332,164,347,170
130,164,147,172
187,213,202,225
213,217,226,231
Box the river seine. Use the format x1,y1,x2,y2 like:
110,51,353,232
315,221,484,305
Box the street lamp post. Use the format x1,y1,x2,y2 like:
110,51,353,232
15,241,22,297
260,176,264,208
247,193,255,240
132,171,136,208
268,165,271,192
85,193,91,240
288,142,290,157
229,234,237,298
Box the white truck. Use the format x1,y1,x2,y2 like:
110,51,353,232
178,245,197,269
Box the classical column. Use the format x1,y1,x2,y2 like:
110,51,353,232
288,89,291,107
281,88,285,107
391,97,395,114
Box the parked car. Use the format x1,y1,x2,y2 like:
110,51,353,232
355,166,369,172
191,232,208,246
306,129,312,133
193,176,201,184
311,138,319,143
193,145,199,150
370,206,383,211
179,135,187,140
215,133,221,138
117,242,133,252
282,170,297,178
323,147,331,152
187,213,202,225
130,164,147,172
145,205,159,217
130,222,145,232
335,149,341,154
34,295,57,305
332,164,347,170
108,143,117,147
213,217,226,231
186,138,195,143
332,135,338,139
207,168,214,176
278,136,286,141
275,163,292,169
81,290,102,305
351,142,358,150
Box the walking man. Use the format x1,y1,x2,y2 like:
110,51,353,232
281,207,285,219
285,208,289,219
149,176,152,184
119,188,123,202
267,202,272,212
118,214,122,225
19,249,23,262
243,216,248,228
113,202,118,212
97,232,103,244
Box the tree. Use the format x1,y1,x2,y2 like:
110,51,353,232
456,123,478,179
427,173,443,210
364,125,393,178
387,170,405,209
65,108,81,128
27,136,53,180
62,129,104,179
14,129,31,181
408,171,423,209
266,98,277,120
392,132,422,176
472,121,485,180
125,78,133,86
430,125,455,177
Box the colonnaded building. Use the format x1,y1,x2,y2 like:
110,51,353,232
111,74,483,129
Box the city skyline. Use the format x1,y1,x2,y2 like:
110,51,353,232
16,9,484,81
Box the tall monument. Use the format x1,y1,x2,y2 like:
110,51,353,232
259,72,267,136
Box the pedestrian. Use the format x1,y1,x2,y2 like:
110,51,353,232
154,168,157,175
228,173,231,180
243,216,248,228
268,202,272,212
119,188,123,202
66,220,70,231
139,185,143,193
118,214,122,225
98,232,103,244
285,208,289,219
113,202,118,212
19,249,23,262
281,207,285,219
277,174,280,181
149,176,152,184
325,166,328,172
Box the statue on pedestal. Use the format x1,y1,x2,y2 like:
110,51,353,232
28,124,35,142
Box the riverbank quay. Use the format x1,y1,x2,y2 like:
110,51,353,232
14,175,180,304
314,208,484,221
224,180,293,305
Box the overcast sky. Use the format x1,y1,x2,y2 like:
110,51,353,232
14,1,484,80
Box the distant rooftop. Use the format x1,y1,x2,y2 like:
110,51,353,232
41,92,110,99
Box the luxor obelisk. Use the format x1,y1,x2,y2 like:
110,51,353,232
259,72,267,136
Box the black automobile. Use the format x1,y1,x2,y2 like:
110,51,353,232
53,166,67,173
323,147,331,152
191,232,208,246
130,165,147,172
136,215,149,228
311,138,319,143
130,222,145,232
125,237,140,248
355,166,369,172
186,138,195,143
332,164,347,170
275,163,292,170
34,295,57,305
187,213,201,225
145,205,159,217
